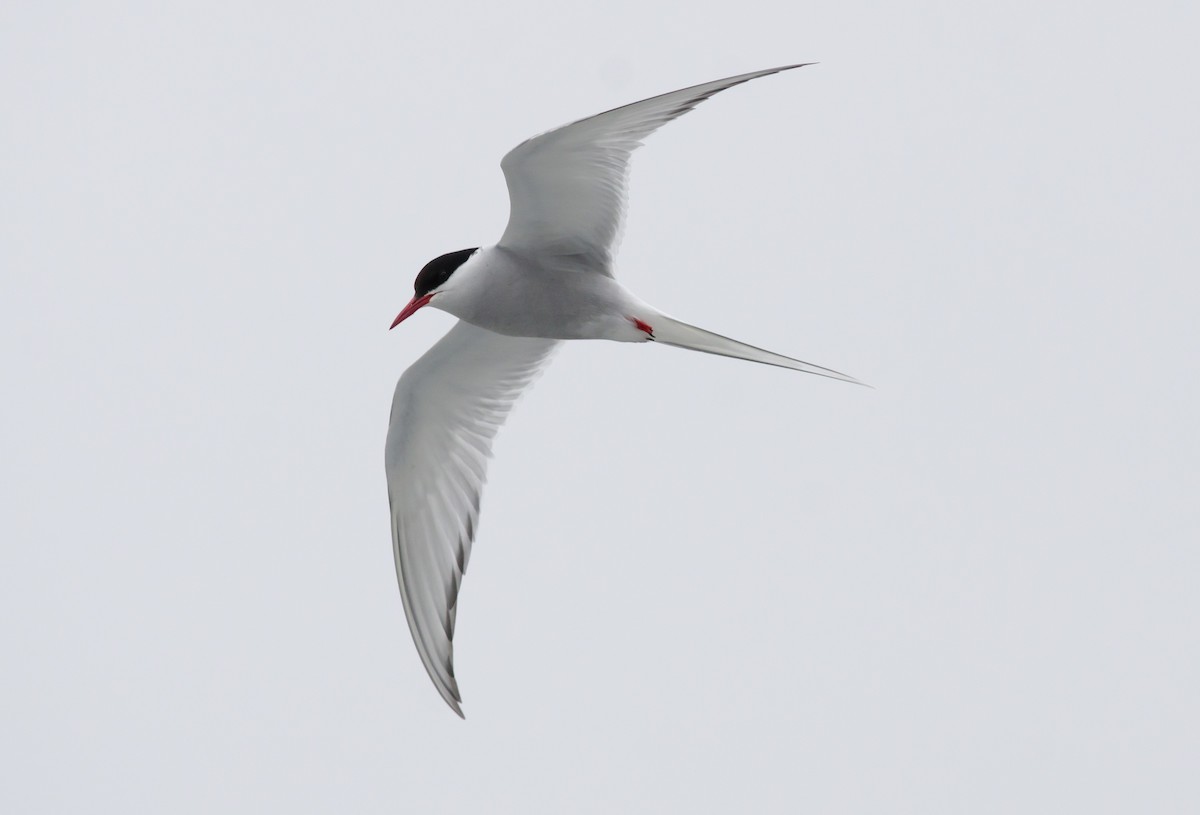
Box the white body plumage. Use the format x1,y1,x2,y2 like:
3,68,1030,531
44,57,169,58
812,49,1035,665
385,65,862,717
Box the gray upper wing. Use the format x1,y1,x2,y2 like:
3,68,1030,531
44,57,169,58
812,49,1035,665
497,64,812,274
385,320,558,716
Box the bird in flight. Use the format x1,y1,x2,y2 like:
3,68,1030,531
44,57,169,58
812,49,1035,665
386,64,862,716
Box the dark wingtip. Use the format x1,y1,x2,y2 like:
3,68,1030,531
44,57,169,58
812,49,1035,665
441,686,466,719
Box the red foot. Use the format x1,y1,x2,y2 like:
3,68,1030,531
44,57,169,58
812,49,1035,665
629,316,655,337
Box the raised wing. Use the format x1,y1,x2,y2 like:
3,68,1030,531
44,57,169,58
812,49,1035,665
497,64,812,273
385,321,558,716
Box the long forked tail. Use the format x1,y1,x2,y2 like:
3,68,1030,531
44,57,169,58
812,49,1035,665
649,313,867,386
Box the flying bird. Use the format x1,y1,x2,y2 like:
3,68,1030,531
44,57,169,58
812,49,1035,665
386,64,861,716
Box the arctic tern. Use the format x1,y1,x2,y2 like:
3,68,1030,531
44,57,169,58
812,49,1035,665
386,64,862,716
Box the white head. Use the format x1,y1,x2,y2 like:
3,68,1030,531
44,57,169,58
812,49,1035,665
389,247,480,329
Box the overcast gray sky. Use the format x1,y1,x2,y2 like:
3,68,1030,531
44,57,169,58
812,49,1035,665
3,1,1197,812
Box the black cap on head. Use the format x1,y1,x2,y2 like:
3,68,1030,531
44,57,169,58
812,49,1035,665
414,248,478,298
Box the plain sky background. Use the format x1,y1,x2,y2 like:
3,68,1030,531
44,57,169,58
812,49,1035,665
2,1,1197,812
